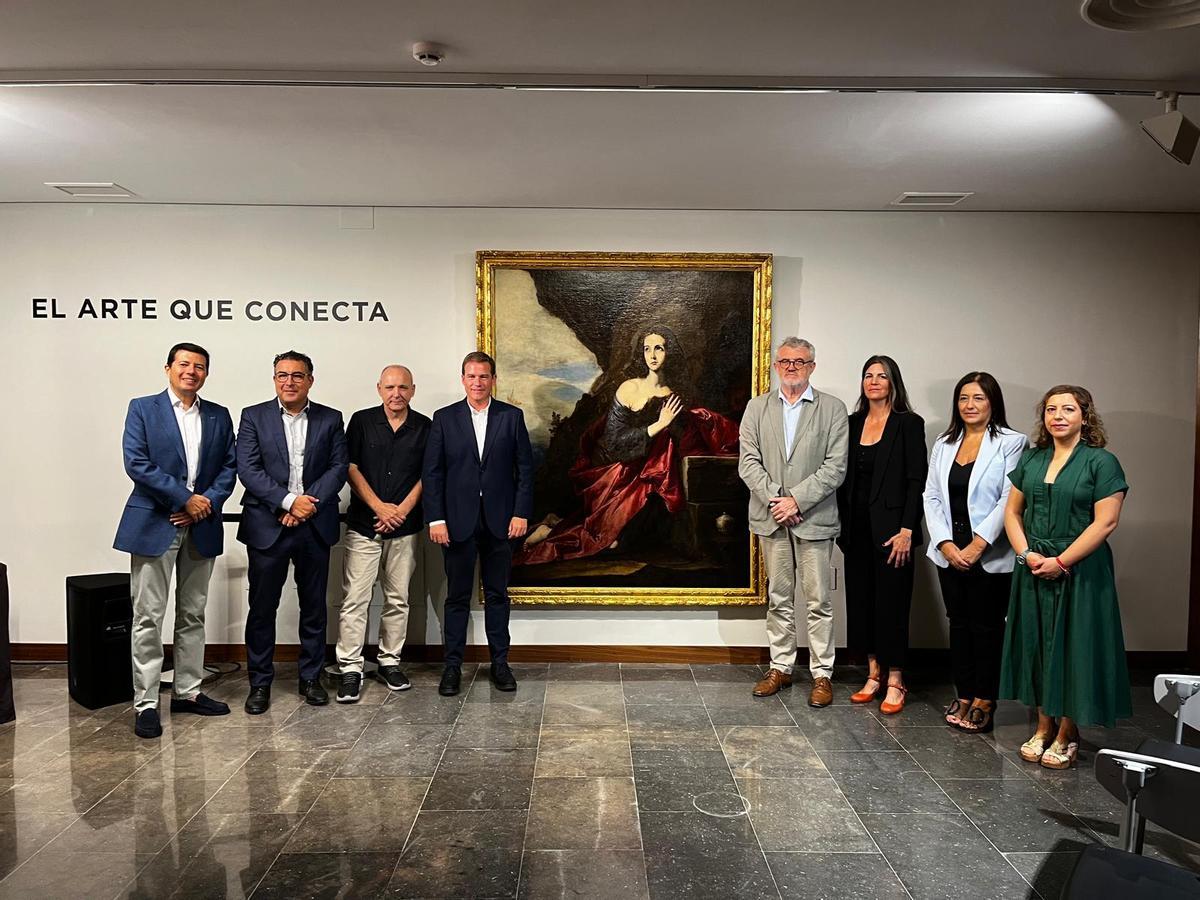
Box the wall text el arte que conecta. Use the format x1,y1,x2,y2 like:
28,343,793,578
30,297,389,322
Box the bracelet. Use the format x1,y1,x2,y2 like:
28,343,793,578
1055,557,1071,576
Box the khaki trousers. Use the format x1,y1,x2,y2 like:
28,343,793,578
130,528,214,711
337,530,417,674
761,532,835,679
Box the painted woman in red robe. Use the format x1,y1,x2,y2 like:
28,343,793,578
516,325,740,565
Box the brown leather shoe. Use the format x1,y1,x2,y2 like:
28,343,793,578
809,676,833,707
752,669,792,697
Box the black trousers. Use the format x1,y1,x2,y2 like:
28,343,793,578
844,522,914,672
245,523,331,686
937,565,1011,701
442,509,513,669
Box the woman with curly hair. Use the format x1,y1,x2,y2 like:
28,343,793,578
1000,385,1130,769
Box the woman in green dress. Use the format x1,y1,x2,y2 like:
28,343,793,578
999,384,1130,770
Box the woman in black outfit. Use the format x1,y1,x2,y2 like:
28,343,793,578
837,355,927,715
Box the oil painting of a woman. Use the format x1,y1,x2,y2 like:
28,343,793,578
481,251,769,602
516,325,739,566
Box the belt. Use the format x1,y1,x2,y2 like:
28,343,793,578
1026,534,1072,555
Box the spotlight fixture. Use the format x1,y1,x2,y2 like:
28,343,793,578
412,42,445,67
1140,92,1198,165
1081,0,1200,32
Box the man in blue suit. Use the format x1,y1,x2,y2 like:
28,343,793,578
423,351,533,696
237,351,348,714
115,342,237,738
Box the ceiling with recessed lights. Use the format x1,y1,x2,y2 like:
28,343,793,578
1,0,1198,210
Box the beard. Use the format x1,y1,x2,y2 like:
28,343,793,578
780,375,808,392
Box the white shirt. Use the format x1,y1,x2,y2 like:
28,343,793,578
779,384,814,457
279,402,310,512
430,399,491,529
470,399,490,459
169,389,202,492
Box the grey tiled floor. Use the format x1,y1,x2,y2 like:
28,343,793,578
0,662,1197,899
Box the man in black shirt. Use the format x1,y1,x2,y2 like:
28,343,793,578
335,365,430,702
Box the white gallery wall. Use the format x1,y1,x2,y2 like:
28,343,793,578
0,203,1196,652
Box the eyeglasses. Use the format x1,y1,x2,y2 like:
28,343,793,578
776,358,814,370
274,372,309,383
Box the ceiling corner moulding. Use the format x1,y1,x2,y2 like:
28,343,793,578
889,192,974,208
45,182,137,198
1,70,1199,97
1081,0,1200,32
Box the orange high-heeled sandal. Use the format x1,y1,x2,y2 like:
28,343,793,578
879,683,908,715
850,676,882,704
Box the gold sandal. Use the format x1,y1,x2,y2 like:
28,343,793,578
1040,739,1079,770
1019,733,1053,763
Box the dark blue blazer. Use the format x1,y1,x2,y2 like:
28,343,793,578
422,398,534,542
113,390,237,559
235,399,348,550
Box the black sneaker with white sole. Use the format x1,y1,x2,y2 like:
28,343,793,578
337,672,362,703
377,665,411,692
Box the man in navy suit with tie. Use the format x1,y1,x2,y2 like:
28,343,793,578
237,351,348,714
115,342,237,738
423,351,533,696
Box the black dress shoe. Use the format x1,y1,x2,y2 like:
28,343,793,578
244,685,271,715
438,666,462,696
299,678,329,706
490,663,518,692
170,693,231,716
134,707,162,739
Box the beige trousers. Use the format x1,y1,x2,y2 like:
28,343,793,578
130,528,214,711
336,530,417,674
761,532,836,679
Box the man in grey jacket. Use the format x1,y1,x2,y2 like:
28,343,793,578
738,337,849,706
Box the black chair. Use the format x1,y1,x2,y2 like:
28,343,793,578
1061,745,1200,899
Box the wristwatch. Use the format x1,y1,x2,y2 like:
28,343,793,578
1015,550,1030,567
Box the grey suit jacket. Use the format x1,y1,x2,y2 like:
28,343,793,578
738,386,849,540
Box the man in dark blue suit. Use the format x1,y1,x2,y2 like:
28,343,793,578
115,342,237,738
423,351,534,696
236,350,348,713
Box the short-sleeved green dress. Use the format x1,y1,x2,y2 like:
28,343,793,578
998,444,1131,727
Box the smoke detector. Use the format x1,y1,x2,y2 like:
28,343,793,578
412,42,445,67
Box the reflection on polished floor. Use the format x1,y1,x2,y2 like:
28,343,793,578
0,661,1196,899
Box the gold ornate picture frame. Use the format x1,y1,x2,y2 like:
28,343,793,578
477,250,772,606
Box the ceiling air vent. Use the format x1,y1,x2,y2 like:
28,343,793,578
44,182,137,198
1081,0,1200,32
889,191,974,208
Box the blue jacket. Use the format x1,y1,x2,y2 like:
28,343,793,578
235,399,348,550
113,390,237,559
422,398,533,542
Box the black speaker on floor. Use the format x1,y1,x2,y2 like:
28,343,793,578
66,573,133,709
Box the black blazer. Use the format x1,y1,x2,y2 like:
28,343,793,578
422,398,534,542
837,410,927,552
236,399,349,550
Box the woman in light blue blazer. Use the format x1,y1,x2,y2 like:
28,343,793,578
923,372,1027,734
